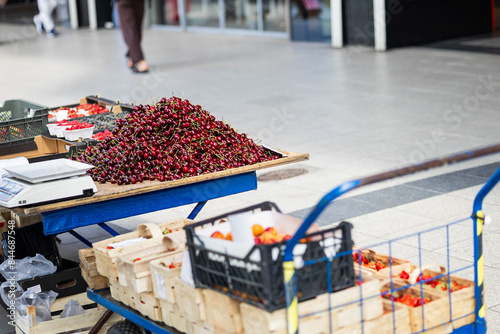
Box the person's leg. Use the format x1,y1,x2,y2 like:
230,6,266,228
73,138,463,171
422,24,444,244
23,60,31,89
131,0,148,72
36,0,56,32
117,0,146,65
33,13,44,34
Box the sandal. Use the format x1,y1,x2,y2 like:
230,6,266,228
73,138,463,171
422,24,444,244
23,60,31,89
131,60,149,73
131,65,149,73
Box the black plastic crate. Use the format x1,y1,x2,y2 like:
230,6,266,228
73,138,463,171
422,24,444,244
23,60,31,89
18,258,88,298
0,99,49,146
1,222,62,271
184,202,355,312
0,258,88,311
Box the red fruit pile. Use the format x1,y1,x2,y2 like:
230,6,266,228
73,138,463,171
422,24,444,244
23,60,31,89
382,292,430,307
79,104,108,115
73,97,280,185
52,104,108,118
92,129,114,141
66,122,94,130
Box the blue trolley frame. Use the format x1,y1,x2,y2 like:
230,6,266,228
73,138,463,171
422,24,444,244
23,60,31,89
282,144,500,334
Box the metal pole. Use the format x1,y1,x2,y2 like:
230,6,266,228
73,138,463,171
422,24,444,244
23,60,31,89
472,166,500,333
87,0,98,30
68,0,79,30
331,0,343,48
284,260,298,334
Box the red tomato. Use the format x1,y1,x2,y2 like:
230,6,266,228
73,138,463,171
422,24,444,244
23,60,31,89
399,270,410,279
375,261,385,271
401,294,413,307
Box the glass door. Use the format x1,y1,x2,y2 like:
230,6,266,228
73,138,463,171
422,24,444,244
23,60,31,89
186,0,220,28
289,0,331,41
263,0,287,32
148,0,287,34
224,0,259,30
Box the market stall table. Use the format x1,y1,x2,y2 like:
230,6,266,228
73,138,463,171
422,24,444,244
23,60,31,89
4,150,308,244
3,150,307,334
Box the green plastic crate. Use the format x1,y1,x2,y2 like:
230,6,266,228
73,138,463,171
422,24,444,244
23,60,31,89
0,99,49,146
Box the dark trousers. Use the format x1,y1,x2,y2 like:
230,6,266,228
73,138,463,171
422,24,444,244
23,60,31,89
117,0,145,64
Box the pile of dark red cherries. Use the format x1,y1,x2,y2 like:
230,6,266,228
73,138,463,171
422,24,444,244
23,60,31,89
73,97,280,185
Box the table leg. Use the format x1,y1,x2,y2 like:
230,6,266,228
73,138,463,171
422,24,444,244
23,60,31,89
89,309,114,334
68,229,92,247
98,222,120,236
187,201,207,220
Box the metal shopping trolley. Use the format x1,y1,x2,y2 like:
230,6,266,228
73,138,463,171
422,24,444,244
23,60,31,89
282,144,500,334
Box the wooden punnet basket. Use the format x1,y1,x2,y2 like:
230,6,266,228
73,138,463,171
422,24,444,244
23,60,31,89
404,264,475,329
380,280,452,333
115,232,185,293
93,219,189,280
150,254,183,304
79,248,109,290
353,248,412,278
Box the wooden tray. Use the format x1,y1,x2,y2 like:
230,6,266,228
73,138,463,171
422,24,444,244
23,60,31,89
15,292,123,334
21,150,308,215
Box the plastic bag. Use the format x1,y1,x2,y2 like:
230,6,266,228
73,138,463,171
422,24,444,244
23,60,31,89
15,289,58,325
0,254,57,281
59,299,85,318
0,280,24,307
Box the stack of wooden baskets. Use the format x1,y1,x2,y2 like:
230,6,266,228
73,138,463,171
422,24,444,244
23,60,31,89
90,219,190,323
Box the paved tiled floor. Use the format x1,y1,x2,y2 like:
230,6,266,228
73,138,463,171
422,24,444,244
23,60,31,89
1,22,500,333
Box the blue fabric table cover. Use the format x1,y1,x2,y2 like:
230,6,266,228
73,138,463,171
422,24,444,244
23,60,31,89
41,172,257,235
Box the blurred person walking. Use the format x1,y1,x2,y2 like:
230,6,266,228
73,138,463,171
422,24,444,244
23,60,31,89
33,0,59,38
116,0,149,73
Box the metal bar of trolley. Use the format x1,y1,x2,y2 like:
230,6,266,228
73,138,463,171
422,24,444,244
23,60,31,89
283,143,500,334
471,166,500,333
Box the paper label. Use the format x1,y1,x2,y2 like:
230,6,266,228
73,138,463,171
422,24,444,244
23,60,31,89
27,285,42,293
180,250,195,287
108,237,146,249
155,272,167,299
